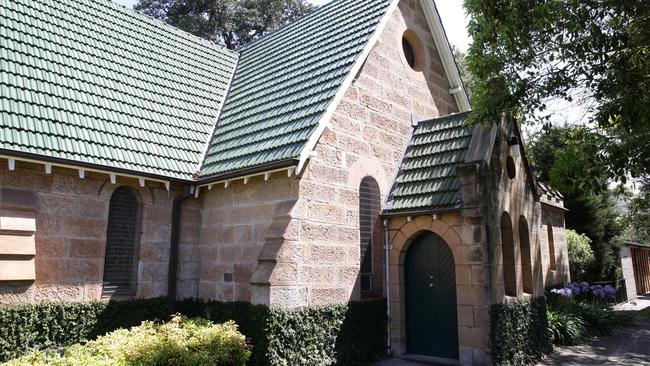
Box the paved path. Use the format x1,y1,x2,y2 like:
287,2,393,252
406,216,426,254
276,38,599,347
537,318,650,365
539,295,650,366
379,297,650,366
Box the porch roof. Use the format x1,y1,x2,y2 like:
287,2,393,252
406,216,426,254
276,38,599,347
384,112,473,214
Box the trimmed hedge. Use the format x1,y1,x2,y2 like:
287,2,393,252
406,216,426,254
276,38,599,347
4,316,250,365
0,298,167,362
491,297,553,366
0,298,387,366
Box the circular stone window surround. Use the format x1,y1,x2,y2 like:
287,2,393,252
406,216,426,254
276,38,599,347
398,29,426,75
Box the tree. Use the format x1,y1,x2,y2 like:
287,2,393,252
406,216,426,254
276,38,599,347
622,178,650,244
135,0,313,49
463,0,650,182
451,46,475,99
528,126,623,281
566,229,595,281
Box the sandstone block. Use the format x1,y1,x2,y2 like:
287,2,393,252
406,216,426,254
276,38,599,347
0,188,36,210
0,210,36,232
269,286,307,308
458,305,474,327
0,258,35,281
308,287,347,306
68,238,104,259
0,233,35,255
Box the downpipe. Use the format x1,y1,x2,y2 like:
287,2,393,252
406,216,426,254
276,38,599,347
383,218,392,356
167,185,194,316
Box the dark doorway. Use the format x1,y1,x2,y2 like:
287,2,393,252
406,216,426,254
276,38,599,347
405,231,459,359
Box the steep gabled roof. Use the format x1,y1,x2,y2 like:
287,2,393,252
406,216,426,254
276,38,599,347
200,0,393,177
0,0,237,180
384,112,473,214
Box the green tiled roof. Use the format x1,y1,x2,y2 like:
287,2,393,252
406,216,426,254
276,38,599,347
384,112,473,214
200,0,393,177
0,0,237,180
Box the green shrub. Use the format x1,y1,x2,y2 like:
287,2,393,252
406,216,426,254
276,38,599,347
546,310,586,345
567,229,596,281
491,297,553,366
4,315,250,366
0,298,387,366
0,298,167,362
203,299,387,366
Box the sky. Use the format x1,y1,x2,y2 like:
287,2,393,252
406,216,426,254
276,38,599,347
112,0,472,51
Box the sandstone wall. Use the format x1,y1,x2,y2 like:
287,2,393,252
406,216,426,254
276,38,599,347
0,159,196,304
540,205,570,287
274,0,459,307
196,172,299,304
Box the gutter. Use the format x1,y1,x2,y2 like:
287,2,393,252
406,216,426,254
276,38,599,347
381,207,461,218
167,185,194,315
0,149,189,184
195,159,298,186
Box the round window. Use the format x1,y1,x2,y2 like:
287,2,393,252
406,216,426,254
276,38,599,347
402,37,416,69
506,156,516,179
401,30,424,71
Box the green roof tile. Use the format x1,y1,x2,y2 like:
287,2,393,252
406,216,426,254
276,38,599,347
0,0,238,179
200,0,393,177
384,112,473,214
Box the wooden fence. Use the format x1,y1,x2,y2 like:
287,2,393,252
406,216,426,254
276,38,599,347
631,247,650,295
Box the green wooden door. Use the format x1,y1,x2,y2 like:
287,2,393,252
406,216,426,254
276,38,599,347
405,231,459,359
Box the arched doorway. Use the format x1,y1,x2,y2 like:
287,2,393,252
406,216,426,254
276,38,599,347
405,231,458,359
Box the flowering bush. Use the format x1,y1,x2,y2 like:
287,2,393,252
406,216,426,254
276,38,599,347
549,282,616,302
546,281,631,346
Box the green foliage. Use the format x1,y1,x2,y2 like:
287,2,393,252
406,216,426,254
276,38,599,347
567,302,623,337
622,177,650,244
546,294,632,348
135,0,313,49
4,315,250,366
490,297,552,366
528,125,624,281
0,298,167,362
0,298,387,366
546,310,586,346
463,0,650,182
567,229,596,281
451,46,475,99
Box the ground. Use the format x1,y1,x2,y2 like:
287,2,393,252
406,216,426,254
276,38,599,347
537,295,650,366
376,296,650,365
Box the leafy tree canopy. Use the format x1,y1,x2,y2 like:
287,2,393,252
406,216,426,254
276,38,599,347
621,178,650,244
135,0,313,49
451,46,476,99
463,0,650,182
528,125,623,281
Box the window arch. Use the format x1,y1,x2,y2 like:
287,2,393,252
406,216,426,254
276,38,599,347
102,187,141,296
501,212,517,297
359,176,382,297
547,224,557,271
519,216,533,294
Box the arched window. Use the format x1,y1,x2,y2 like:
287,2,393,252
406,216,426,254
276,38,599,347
519,216,533,294
102,187,141,296
547,224,557,271
501,212,517,297
359,176,382,298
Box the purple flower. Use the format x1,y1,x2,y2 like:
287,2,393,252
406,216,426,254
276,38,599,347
590,285,605,299
551,288,573,297
603,285,616,300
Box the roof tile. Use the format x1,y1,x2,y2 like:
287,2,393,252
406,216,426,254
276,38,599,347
384,112,473,214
